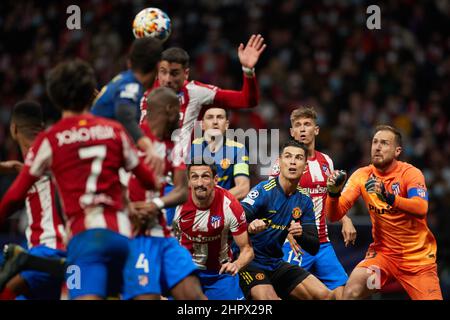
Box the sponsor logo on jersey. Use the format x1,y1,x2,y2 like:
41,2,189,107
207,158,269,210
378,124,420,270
210,215,221,229
391,182,400,195
292,207,302,219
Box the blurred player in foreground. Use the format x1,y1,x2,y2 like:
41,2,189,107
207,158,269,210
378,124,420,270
123,87,205,300
0,59,160,300
326,125,442,300
173,159,253,299
237,139,330,300
91,37,164,172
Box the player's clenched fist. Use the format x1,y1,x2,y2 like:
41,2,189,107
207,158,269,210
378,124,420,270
248,219,267,234
365,175,395,205
327,170,347,196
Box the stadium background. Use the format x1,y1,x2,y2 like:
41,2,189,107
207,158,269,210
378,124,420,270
0,0,448,299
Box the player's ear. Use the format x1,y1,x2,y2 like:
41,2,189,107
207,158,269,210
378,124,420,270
9,122,17,140
213,174,219,185
184,68,190,80
225,119,229,130
395,146,402,158
314,125,319,136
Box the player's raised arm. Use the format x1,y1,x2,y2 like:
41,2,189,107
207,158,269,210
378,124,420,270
213,34,266,109
325,169,361,222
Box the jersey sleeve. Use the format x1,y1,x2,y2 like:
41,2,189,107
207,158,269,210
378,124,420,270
187,81,218,106
233,146,249,178
403,166,428,201
240,183,265,221
119,130,140,171
299,195,316,226
115,82,141,107
25,132,53,177
213,74,258,109
228,197,248,236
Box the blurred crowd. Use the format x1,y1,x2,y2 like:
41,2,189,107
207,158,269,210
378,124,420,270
0,0,449,294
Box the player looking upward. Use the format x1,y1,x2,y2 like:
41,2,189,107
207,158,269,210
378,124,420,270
271,107,356,299
326,125,442,300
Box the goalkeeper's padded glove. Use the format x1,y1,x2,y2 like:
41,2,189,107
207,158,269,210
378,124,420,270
364,175,395,206
327,170,347,197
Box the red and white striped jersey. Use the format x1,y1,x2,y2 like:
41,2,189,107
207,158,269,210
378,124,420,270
270,151,334,243
173,186,247,272
1,114,157,240
139,75,258,160
25,175,65,250
128,123,186,238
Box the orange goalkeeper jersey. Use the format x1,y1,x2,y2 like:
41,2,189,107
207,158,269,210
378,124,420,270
326,161,437,266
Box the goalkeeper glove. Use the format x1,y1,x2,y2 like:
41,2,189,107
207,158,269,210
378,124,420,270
364,175,395,206
327,170,347,197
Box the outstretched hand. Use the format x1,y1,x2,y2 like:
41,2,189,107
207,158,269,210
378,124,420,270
238,34,267,69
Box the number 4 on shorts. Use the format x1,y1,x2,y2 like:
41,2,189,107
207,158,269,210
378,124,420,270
136,253,149,273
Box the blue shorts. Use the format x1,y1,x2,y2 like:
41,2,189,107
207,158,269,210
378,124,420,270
122,236,197,299
19,245,66,300
163,184,176,225
65,228,130,299
282,241,348,290
196,269,244,300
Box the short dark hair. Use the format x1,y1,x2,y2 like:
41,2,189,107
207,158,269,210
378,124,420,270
11,101,44,139
203,107,229,120
187,156,217,176
374,125,403,147
161,47,190,68
280,138,308,157
129,37,163,73
46,59,97,112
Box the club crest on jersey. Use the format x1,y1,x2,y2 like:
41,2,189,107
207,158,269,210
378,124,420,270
138,275,148,287
210,215,221,229
220,158,231,170
322,164,331,177
292,207,302,219
391,182,400,195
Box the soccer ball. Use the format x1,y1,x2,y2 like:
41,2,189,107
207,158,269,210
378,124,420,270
132,7,171,42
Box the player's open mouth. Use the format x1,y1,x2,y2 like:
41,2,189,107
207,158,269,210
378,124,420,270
289,168,297,173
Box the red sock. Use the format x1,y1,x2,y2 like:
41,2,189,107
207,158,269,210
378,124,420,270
0,287,17,300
